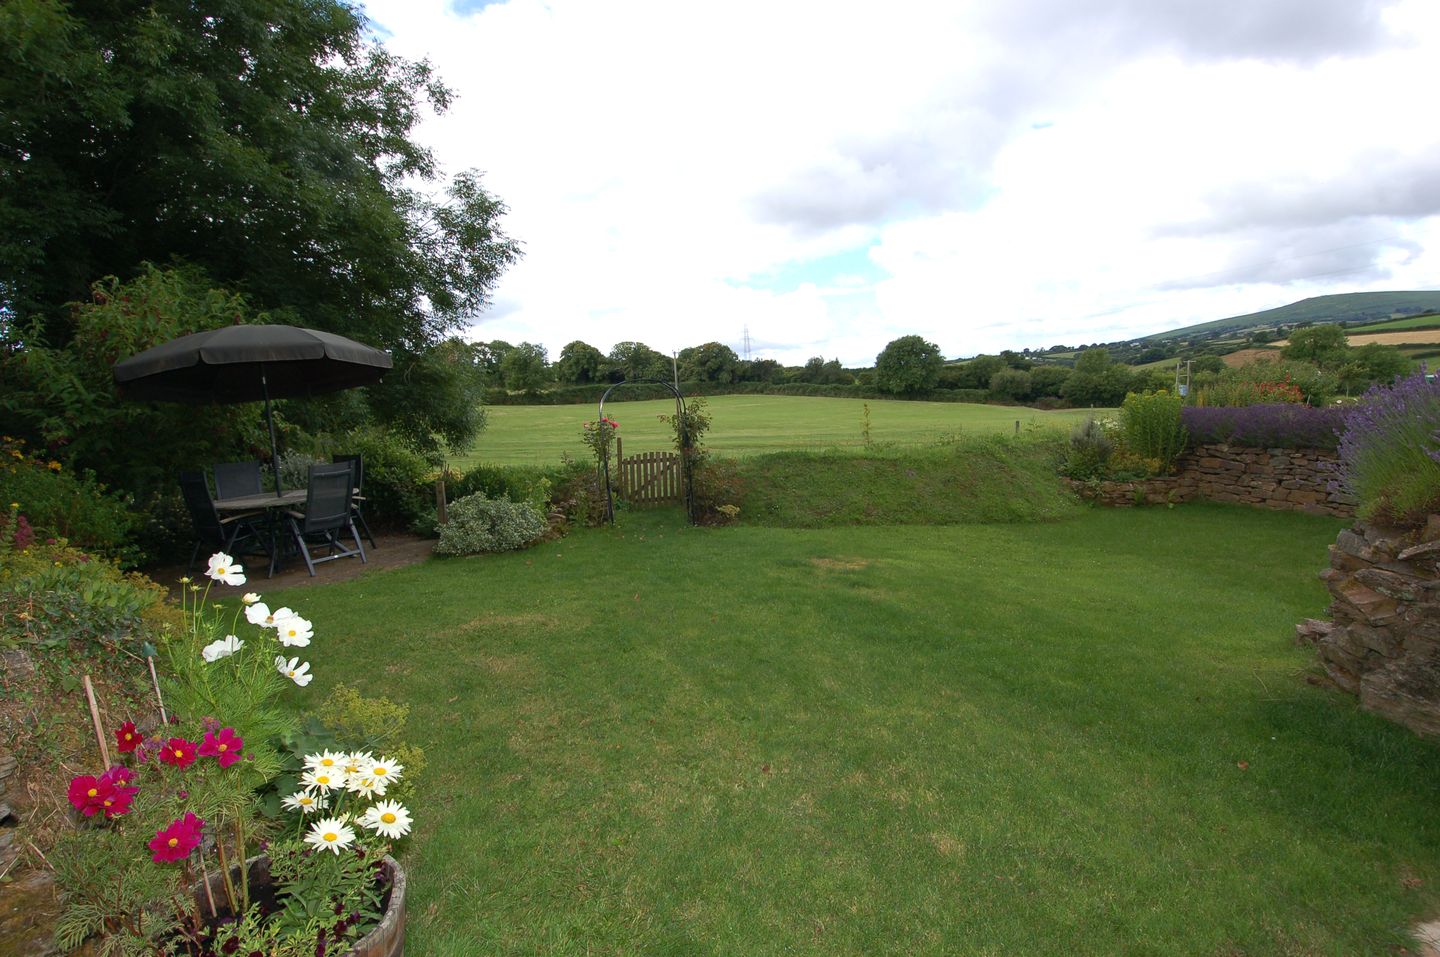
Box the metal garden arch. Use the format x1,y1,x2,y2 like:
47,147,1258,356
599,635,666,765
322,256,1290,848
597,380,697,525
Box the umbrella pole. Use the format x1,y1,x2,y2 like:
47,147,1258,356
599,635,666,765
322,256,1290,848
262,367,284,495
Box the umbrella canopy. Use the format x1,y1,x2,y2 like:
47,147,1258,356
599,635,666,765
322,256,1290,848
112,324,393,493
112,324,391,403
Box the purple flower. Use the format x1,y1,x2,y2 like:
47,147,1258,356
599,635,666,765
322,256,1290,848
1182,404,1345,450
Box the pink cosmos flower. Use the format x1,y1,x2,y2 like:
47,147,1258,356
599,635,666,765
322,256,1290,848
114,721,142,753
67,774,114,817
198,727,244,768
160,737,198,769
148,812,204,863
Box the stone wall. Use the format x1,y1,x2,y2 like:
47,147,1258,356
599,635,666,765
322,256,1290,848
1297,519,1440,738
1067,443,1354,517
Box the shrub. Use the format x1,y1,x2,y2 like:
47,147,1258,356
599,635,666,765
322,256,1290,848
434,493,547,555
1181,404,1345,450
449,462,582,508
1060,418,1114,480
1335,371,1440,525
1120,390,1187,472
1201,359,1337,407
0,435,140,564
343,429,436,533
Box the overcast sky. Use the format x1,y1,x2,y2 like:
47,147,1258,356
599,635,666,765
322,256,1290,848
362,0,1440,366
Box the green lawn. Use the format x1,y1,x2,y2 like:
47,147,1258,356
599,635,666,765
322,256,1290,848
274,505,1440,956
454,396,1106,468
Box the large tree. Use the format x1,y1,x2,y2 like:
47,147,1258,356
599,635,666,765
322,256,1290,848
875,335,943,395
555,340,607,385
0,0,520,439
608,341,669,381
678,342,740,384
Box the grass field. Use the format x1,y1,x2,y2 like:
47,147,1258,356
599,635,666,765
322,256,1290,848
454,396,1105,468
274,505,1440,956
1348,314,1440,334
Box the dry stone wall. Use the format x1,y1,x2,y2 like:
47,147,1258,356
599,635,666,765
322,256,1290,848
1297,518,1440,738
1068,444,1354,517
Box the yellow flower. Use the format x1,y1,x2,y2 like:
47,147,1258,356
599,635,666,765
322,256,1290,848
47,461,61,472
8,502,17,510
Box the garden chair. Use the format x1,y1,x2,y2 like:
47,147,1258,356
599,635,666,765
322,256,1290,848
332,453,377,549
212,460,264,500
284,463,367,577
178,470,267,571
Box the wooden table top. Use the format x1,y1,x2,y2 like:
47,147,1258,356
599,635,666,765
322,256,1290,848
214,489,307,511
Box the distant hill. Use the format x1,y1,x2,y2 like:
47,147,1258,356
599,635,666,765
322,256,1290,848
1145,291,1440,342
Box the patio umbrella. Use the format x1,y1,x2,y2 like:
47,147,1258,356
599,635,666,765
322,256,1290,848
112,324,393,494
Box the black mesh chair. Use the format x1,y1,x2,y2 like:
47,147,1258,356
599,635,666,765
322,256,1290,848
212,461,264,500
285,463,367,577
332,454,377,549
178,470,266,570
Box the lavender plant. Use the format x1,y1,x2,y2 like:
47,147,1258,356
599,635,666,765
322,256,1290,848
1335,371,1440,525
1182,404,1346,450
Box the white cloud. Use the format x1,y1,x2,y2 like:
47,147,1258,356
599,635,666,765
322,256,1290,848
362,0,1440,365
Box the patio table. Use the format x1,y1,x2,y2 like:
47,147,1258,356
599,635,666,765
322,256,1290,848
214,489,308,576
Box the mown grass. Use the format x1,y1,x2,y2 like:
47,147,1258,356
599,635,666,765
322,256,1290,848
273,505,1440,956
455,395,1106,468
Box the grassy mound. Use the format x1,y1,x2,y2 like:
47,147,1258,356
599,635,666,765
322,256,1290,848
729,433,1078,527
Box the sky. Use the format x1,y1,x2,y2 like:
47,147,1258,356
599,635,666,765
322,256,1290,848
361,0,1440,366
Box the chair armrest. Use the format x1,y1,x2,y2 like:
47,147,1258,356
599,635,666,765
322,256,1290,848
219,511,266,524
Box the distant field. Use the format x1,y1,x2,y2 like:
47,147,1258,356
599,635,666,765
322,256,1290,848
1222,347,1282,367
1273,329,1440,348
453,395,1106,468
1348,314,1440,333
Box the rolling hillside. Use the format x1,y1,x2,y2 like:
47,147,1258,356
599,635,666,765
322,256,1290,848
1145,291,1440,342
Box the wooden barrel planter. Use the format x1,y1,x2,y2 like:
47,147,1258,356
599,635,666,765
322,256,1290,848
193,854,407,956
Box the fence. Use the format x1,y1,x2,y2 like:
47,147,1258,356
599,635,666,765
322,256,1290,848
616,449,683,504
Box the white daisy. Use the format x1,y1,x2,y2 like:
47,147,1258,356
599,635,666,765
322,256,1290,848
281,791,328,814
360,800,412,840
341,751,374,776
241,592,261,605
274,655,313,687
200,634,244,662
301,767,345,792
303,817,356,855
206,552,246,586
247,603,296,629
276,616,313,647
365,756,403,787
304,750,347,773
346,773,384,797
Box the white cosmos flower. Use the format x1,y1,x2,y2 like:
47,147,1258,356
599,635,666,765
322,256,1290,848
206,553,246,586
301,767,345,792
304,750,347,773
360,800,412,840
281,791,328,814
274,655,313,687
303,817,356,855
241,592,260,605
246,603,296,629
276,616,313,647
201,634,244,662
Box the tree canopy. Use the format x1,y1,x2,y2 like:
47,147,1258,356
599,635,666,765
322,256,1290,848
0,0,520,381
875,335,943,395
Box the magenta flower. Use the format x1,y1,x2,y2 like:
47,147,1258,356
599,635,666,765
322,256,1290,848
198,727,244,768
160,737,198,769
148,812,204,863
67,774,114,817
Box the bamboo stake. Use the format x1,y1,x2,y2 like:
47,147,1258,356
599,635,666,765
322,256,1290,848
82,674,112,771
147,654,169,724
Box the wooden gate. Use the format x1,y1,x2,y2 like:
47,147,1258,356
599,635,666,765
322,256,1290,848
617,450,682,504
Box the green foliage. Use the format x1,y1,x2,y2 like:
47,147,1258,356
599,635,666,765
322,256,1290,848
678,342,740,384
607,341,671,381
499,342,550,392
1282,323,1349,364
1060,418,1114,480
449,462,581,510
663,396,714,474
989,367,1033,402
874,335,944,395
580,416,620,470
343,429,436,532
364,341,490,460
434,493,547,555
0,266,266,517
1335,372,1440,525
555,341,608,385
0,435,140,564
1061,348,1134,406
1202,359,1336,407
1337,343,1412,395
1120,390,1188,472
1028,365,1072,398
